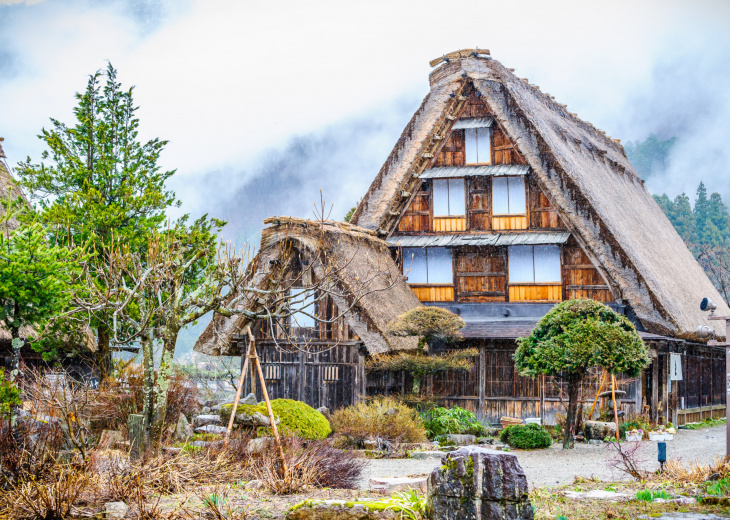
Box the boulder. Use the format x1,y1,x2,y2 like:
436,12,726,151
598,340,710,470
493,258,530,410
247,437,272,454
427,446,533,520
104,501,129,520
235,410,278,427
583,421,617,441
288,499,399,520
173,413,193,442
316,406,330,416
240,393,258,406
444,434,477,446
193,414,222,427
194,424,227,435
369,476,428,493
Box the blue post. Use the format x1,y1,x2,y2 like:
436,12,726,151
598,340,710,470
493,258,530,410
658,441,667,471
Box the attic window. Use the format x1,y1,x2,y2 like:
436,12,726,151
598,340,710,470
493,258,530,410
492,176,526,215
508,245,561,283
402,247,452,284
465,127,491,165
290,287,316,328
433,178,465,217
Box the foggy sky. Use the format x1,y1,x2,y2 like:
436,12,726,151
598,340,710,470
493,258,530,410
1,0,730,244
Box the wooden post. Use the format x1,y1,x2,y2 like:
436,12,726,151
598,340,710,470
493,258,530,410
478,345,486,421
651,350,659,423
589,371,608,419
539,375,545,421
247,327,288,474
129,414,145,460
249,353,257,397
224,339,252,449
611,374,619,437
662,352,670,424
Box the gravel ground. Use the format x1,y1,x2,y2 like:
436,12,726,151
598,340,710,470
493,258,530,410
361,425,727,489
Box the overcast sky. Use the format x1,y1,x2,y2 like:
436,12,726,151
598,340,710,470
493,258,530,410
1,0,729,244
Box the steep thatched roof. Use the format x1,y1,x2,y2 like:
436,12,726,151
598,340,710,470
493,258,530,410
350,53,730,340
195,217,422,356
0,138,26,233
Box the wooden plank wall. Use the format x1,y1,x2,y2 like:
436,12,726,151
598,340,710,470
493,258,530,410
246,341,365,411
508,284,562,302
397,183,430,233
529,187,562,229
492,215,528,230
433,217,466,232
492,126,527,165
409,285,454,302
454,247,506,302
562,240,613,302
672,345,726,425
467,177,491,230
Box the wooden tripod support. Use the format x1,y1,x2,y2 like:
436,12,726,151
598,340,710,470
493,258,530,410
224,327,287,474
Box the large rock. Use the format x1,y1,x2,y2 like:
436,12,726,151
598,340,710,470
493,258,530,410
369,476,428,493
240,392,258,406
194,424,227,434
247,437,272,454
583,421,617,441
409,450,447,460
235,410,278,427
288,499,399,520
173,413,193,442
104,501,129,519
193,414,222,427
427,446,533,520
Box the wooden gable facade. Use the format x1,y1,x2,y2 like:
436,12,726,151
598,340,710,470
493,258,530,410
388,90,613,307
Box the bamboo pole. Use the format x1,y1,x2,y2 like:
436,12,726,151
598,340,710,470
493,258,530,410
248,327,288,474
224,340,252,449
611,374,620,439
589,371,608,419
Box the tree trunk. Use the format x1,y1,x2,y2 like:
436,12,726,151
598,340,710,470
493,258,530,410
564,378,581,449
148,332,177,452
96,328,112,381
10,327,22,382
141,328,155,445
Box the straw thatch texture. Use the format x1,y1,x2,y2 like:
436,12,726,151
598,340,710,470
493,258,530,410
194,217,421,356
351,55,729,340
0,145,26,234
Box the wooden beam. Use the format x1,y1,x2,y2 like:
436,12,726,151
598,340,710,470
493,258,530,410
429,48,490,67
478,344,486,421
651,350,659,423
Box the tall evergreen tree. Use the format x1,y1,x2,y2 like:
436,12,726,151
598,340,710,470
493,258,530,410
709,192,730,244
16,63,178,375
673,193,697,245
694,182,712,244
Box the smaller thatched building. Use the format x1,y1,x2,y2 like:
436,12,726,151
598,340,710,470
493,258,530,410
195,216,421,409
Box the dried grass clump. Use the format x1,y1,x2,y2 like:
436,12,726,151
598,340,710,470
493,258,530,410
253,436,365,494
329,396,427,447
660,456,730,484
0,418,64,488
367,348,478,374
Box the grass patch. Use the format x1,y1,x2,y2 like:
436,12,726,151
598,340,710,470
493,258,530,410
683,418,726,430
705,477,730,497
636,489,671,501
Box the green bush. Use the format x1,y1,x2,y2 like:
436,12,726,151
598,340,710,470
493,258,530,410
220,398,331,440
499,423,552,450
0,372,20,419
419,406,486,439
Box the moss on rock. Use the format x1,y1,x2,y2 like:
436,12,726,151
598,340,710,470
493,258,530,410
220,398,331,440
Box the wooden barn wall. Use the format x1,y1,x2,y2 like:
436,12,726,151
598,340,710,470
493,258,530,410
242,341,365,411
367,340,724,427
454,246,506,303
562,238,613,302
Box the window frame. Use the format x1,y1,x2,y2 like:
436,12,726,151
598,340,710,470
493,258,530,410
402,247,454,285
464,127,492,165
432,178,466,217
492,176,527,216
289,286,316,329
507,245,562,284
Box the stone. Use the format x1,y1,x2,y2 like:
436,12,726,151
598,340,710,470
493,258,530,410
201,406,211,414
477,437,494,445
288,499,399,520
173,413,193,442
211,404,222,413
247,437,272,454
234,410,278,427
104,501,129,520
706,472,722,482
97,430,123,450
409,450,447,460
369,476,428,493
444,434,477,446
583,420,616,441
194,424,227,434
564,490,627,500
427,446,533,520
587,439,603,445
316,406,330,416
193,414,222,427
240,393,258,406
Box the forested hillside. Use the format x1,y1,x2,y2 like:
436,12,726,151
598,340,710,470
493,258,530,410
626,136,730,305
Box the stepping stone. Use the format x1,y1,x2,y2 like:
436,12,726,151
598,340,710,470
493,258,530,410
564,490,628,500
288,499,399,520
195,424,227,434
409,450,446,460
369,476,428,493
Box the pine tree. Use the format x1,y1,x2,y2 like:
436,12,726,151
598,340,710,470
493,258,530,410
694,182,712,245
709,192,730,244
16,63,178,375
673,193,697,245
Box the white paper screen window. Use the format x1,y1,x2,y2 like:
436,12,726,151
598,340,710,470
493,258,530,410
402,247,452,284
533,245,561,282
508,245,535,283
433,179,465,217
509,245,561,283
464,127,491,164
427,247,453,284
402,247,428,283
492,176,525,215
290,287,316,328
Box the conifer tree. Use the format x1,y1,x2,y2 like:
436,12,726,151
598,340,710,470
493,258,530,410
16,63,178,375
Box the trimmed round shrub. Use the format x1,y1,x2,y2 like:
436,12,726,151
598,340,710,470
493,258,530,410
329,396,427,447
220,398,331,440
499,423,552,450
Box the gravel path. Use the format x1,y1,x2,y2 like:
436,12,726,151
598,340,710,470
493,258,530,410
361,425,727,489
